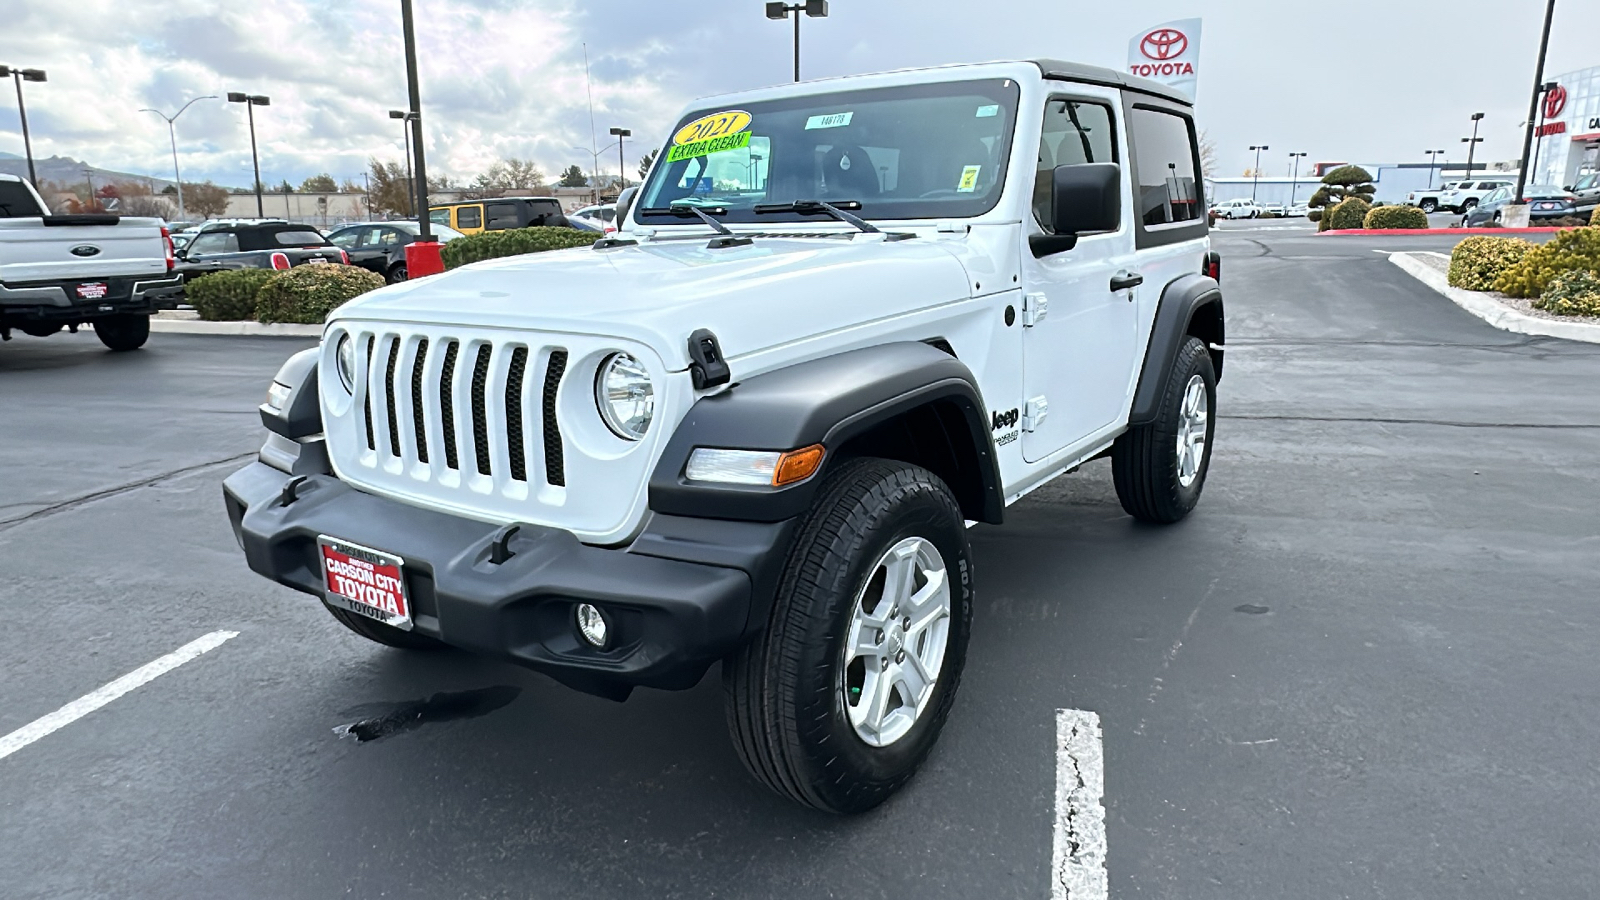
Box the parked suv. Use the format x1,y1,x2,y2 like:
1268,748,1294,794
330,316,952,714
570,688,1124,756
224,60,1223,814
1406,181,1465,214
1209,198,1260,219
1566,172,1599,216
1439,178,1515,214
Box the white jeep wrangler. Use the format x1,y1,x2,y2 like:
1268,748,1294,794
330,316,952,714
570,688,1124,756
225,59,1223,814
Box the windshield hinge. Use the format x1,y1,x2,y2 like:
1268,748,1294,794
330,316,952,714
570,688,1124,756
935,220,970,234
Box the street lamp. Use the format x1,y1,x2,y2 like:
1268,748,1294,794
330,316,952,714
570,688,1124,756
1287,151,1307,208
227,91,271,217
1514,0,1558,204
609,126,631,191
1248,144,1269,202
765,1,828,83
0,65,47,186
140,96,218,221
389,109,418,216
1424,149,1446,188
1461,111,1485,186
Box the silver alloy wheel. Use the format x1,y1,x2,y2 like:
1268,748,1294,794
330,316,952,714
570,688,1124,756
1176,373,1209,488
841,536,952,748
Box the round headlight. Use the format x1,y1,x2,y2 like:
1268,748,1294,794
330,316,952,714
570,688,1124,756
595,352,654,440
335,334,357,393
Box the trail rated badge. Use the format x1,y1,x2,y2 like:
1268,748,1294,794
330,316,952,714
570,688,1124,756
669,109,753,163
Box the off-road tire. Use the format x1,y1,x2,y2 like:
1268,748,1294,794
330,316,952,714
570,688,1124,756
323,603,444,650
723,458,973,814
1112,335,1217,523
94,314,150,352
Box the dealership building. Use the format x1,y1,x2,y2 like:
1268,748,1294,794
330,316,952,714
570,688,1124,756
1529,65,1600,189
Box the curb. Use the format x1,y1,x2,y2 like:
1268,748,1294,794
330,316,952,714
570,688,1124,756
150,318,322,337
1320,226,1575,236
1388,252,1600,344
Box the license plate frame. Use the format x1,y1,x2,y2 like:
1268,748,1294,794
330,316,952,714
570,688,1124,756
76,282,109,300
318,536,412,631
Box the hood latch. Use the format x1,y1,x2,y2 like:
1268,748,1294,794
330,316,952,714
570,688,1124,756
687,328,731,390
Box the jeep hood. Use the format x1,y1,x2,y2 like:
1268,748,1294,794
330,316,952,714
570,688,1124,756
331,235,973,370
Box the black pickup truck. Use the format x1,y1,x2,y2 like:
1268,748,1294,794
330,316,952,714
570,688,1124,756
175,222,349,279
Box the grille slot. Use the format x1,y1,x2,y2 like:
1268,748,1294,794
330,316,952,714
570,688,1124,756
410,339,429,463
363,336,375,451
505,346,529,482
383,337,402,458
439,340,460,470
470,344,493,476
542,350,568,487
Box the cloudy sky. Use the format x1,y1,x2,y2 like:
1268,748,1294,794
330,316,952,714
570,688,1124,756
2,0,1597,189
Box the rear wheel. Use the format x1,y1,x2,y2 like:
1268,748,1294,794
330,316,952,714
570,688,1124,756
386,262,408,284
723,458,973,814
94,314,149,351
323,603,444,650
1420,199,1438,213
1461,199,1478,213
1112,336,1217,524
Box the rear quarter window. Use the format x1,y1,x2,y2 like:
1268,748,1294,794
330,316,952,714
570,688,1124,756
1128,107,1202,226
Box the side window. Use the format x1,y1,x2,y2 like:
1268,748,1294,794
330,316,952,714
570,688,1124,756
455,205,482,230
1129,107,1201,226
484,202,519,229
1034,98,1116,229
377,228,401,246
188,232,239,254
329,230,361,249
428,208,450,227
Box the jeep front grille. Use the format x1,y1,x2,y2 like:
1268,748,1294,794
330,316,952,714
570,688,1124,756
347,330,568,489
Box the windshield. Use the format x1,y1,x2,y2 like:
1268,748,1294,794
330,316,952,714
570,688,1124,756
637,77,1020,225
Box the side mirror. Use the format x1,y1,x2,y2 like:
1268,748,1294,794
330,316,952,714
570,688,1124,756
1031,163,1121,258
615,185,640,225
1563,184,1573,191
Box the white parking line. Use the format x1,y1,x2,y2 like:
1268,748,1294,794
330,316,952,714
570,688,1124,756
1052,708,1108,900
0,630,238,762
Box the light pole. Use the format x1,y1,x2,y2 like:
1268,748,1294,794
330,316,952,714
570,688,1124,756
1515,0,1558,203
1461,112,1485,185
140,95,218,221
1424,149,1446,188
389,109,418,216
1531,81,1557,187
765,1,828,82
0,65,47,186
1287,151,1306,208
227,91,271,217
609,127,631,191
1248,144,1269,202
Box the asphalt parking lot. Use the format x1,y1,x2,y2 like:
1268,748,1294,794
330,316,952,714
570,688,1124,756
3,228,1598,899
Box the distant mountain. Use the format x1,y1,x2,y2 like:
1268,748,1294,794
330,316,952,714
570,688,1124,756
0,154,184,192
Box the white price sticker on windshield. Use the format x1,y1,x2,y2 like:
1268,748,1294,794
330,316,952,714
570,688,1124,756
805,112,854,130
975,104,1000,118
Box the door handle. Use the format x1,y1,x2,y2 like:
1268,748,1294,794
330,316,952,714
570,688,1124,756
1110,271,1144,292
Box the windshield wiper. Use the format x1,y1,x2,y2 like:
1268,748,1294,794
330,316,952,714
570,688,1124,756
752,199,880,234
639,204,755,249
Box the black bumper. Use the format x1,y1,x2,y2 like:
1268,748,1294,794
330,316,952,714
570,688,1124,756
223,462,795,699
0,273,185,321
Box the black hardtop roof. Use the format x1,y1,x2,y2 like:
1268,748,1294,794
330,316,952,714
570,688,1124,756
1028,59,1192,106
211,221,321,233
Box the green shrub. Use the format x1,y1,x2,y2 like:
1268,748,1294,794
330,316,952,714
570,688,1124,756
1492,227,1600,298
1327,198,1372,230
1531,268,1600,316
255,264,386,324
1448,236,1533,290
184,268,276,321
1363,205,1429,229
1591,206,1599,227
440,227,600,270
1307,208,1323,222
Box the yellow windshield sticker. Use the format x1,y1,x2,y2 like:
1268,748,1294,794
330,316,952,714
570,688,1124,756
668,130,751,163
957,165,982,193
673,110,752,147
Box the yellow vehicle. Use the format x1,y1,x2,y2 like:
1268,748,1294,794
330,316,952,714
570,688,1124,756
427,197,570,235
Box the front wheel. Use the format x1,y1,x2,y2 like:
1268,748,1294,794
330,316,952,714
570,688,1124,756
1112,336,1217,523
95,314,149,352
723,458,973,814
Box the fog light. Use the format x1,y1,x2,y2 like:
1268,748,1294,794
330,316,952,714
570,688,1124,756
575,603,609,648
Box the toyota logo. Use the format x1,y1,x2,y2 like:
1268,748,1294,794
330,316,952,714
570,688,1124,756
1140,28,1189,61
1544,84,1567,120
69,244,101,257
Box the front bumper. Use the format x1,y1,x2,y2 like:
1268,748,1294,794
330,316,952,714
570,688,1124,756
223,460,794,699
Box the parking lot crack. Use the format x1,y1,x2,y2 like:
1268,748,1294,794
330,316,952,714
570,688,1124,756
0,452,255,533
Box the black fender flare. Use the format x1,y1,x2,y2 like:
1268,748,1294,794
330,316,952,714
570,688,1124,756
1128,274,1224,427
648,342,1004,524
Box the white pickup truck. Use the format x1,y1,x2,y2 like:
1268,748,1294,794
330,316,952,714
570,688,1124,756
0,174,182,351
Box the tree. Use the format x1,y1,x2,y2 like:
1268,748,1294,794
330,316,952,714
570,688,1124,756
460,158,545,199
181,181,232,218
276,179,295,193
121,194,176,219
160,184,178,196
1196,130,1216,180
366,158,414,216
300,173,337,192
559,164,588,187
637,149,658,181
1312,165,1376,209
